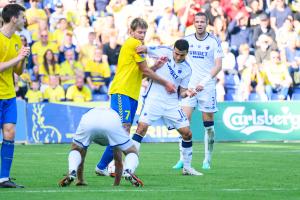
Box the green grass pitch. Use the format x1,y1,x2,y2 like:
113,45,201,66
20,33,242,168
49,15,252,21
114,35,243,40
0,142,299,200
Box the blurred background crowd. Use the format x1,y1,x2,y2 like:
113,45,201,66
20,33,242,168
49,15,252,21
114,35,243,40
0,0,300,102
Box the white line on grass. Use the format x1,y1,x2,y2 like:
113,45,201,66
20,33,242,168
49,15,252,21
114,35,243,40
1,188,299,194
14,150,300,156
222,188,300,192
0,189,193,193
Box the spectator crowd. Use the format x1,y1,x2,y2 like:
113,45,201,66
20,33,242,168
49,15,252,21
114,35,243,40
0,0,300,102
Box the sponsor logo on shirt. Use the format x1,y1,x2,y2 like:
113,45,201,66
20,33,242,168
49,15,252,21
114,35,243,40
167,63,178,79
189,50,208,59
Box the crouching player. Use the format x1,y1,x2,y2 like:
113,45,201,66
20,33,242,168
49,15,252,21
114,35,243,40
58,108,143,187
132,39,202,176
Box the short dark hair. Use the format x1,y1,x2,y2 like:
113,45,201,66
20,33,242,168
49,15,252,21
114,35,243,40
174,39,189,51
2,3,25,23
194,12,208,22
130,17,148,31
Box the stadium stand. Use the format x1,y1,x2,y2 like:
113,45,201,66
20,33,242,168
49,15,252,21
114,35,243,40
0,0,299,102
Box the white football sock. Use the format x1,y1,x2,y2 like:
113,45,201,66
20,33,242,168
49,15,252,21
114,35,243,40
204,126,215,163
182,140,192,169
68,150,82,174
124,153,139,173
133,140,141,152
178,136,183,162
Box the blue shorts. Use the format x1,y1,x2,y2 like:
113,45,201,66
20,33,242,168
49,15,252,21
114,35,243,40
0,98,17,125
110,94,138,124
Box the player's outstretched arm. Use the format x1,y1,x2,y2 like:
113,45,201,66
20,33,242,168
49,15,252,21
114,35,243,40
195,57,222,92
150,56,168,72
71,143,87,185
113,148,123,186
138,61,176,93
0,46,30,74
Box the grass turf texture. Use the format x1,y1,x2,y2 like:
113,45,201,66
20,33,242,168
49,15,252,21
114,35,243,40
0,142,299,200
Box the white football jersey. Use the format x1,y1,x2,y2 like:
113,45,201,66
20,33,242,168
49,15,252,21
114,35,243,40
184,33,224,88
74,108,133,151
143,46,192,106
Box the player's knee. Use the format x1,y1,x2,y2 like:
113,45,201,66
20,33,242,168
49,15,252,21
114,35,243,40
181,130,192,141
202,113,214,122
2,124,16,140
136,122,148,137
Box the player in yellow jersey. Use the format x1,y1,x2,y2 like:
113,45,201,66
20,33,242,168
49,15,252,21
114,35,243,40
95,17,177,175
0,4,29,188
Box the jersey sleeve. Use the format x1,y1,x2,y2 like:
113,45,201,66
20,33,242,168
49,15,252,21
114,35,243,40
128,38,145,63
214,39,224,59
102,62,111,78
147,46,172,59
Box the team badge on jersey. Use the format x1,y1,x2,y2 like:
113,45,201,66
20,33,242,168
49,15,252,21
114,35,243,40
15,44,19,51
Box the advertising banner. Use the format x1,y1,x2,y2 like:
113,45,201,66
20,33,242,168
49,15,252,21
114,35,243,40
214,102,300,141
14,101,300,144
26,103,89,143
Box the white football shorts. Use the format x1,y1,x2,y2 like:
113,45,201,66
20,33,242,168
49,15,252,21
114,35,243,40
73,108,134,151
139,100,189,129
181,86,218,113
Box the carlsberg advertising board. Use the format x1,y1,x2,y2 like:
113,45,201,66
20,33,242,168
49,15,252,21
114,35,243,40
195,102,300,141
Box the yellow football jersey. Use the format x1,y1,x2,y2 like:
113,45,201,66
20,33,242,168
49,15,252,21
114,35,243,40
85,60,110,86
39,64,61,84
25,7,47,41
59,61,83,85
79,44,96,66
25,89,43,103
0,33,22,99
31,41,59,66
66,85,92,102
43,86,65,102
109,37,145,100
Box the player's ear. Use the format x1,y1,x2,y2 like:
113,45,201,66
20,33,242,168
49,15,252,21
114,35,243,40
11,16,17,24
129,29,134,36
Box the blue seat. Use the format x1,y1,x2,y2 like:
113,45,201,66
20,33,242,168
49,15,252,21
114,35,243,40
226,88,238,95
248,92,261,101
271,93,280,100
92,94,109,101
224,74,240,89
292,93,300,100
225,93,236,101
293,87,300,94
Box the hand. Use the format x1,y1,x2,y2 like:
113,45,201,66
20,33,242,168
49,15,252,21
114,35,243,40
75,181,88,186
18,46,30,59
136,45,147,54
186,88,197,97
33,65,39,73
153,56,168,70
195,84,204,92
164,81,176,93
